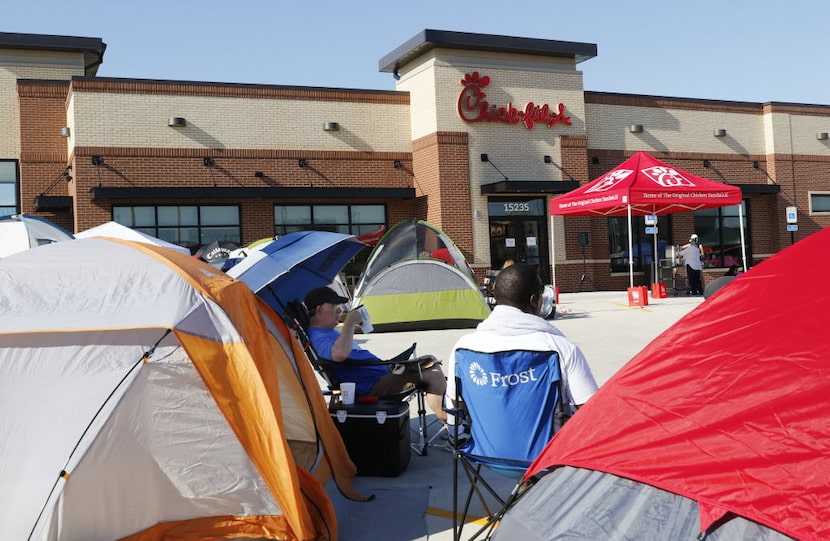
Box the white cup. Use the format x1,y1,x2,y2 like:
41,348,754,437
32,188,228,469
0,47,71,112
340,382,356,405
354,305,373,334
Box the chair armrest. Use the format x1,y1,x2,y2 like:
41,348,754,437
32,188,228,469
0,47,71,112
321,343,417,367
386,343,417,364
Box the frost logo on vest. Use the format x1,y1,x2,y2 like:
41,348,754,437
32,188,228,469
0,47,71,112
469,362,539,387
584,169,633,193
641,166,695,188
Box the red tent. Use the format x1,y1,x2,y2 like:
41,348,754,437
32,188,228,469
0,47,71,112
549,151,744,286
509,228,830,540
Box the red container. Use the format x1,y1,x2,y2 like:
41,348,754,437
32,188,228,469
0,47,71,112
651,282,668,298
628,286,649,307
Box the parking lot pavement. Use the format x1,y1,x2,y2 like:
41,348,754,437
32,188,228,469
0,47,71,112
335,290,704,540
358,290,704,386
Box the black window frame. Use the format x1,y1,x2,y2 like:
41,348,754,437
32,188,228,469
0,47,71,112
809,192,830,214
692,200,750,269
273,203,386,236
608,214,673,273
112,204,241,253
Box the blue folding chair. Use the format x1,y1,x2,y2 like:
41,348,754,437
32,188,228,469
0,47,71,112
450,348,570,541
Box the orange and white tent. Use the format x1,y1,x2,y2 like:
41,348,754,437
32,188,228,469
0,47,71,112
0,238,363,541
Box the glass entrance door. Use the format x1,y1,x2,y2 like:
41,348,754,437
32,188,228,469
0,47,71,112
487,198,550,283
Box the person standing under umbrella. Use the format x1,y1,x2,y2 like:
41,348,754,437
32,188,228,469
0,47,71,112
680,234,705,296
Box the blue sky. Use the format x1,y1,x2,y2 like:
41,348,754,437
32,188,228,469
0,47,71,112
5,0,828,105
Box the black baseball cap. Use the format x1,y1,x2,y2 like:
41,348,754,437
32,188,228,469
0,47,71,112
304,287,349,312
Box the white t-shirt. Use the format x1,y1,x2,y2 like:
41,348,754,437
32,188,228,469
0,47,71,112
446,305,599,408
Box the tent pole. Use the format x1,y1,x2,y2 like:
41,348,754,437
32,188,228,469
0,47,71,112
549,214,557,288
739,202,748,271
652,209,659,285
627,204,634,288
653,229,658,285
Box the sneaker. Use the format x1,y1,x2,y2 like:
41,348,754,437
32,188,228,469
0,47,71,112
443,424,471,446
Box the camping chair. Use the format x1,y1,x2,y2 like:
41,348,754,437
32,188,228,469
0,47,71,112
480,269,498,310
450,348,569,541
283,299,442,456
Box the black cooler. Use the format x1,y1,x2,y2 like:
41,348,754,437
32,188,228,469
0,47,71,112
329,399,411,477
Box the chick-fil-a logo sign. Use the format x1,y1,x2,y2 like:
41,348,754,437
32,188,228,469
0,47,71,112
457,72,571,129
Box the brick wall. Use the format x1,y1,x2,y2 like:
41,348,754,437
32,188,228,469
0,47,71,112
411,131,473,258
68,149,417,237
17,80,72,230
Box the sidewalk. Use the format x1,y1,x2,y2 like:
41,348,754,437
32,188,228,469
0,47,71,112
331,291,705,540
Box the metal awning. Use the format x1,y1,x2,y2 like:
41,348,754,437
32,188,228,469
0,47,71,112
35,196,72,211
480,180,580,195
734,184,780,194
91,186,416,200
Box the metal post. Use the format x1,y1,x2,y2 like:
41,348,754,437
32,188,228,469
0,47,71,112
627,204,634,288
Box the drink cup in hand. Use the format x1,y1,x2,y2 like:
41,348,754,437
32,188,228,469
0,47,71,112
354,305,373,334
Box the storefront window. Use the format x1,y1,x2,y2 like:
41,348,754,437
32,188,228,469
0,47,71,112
809,192,830,214
274,204,385,236
313,205,349,233
608,215,673,273
0,160,19,218
693,201,749,268
113,205,240,252
350,205,386,235
274,206,312,234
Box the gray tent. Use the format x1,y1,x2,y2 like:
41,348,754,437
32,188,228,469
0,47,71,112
493,467,791,540
352,220,489,332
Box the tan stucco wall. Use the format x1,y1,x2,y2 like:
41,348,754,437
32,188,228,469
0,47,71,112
69,92,412,152
585,103,766,154
586,103,830,158
764,112,830,156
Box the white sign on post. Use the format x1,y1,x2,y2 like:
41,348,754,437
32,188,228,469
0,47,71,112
786,206,798,224
644,215,657,226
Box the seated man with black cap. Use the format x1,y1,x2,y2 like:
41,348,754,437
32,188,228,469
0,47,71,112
304,286,448,424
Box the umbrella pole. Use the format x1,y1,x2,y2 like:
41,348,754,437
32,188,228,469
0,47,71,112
739,203,748,271
627,204,634,289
